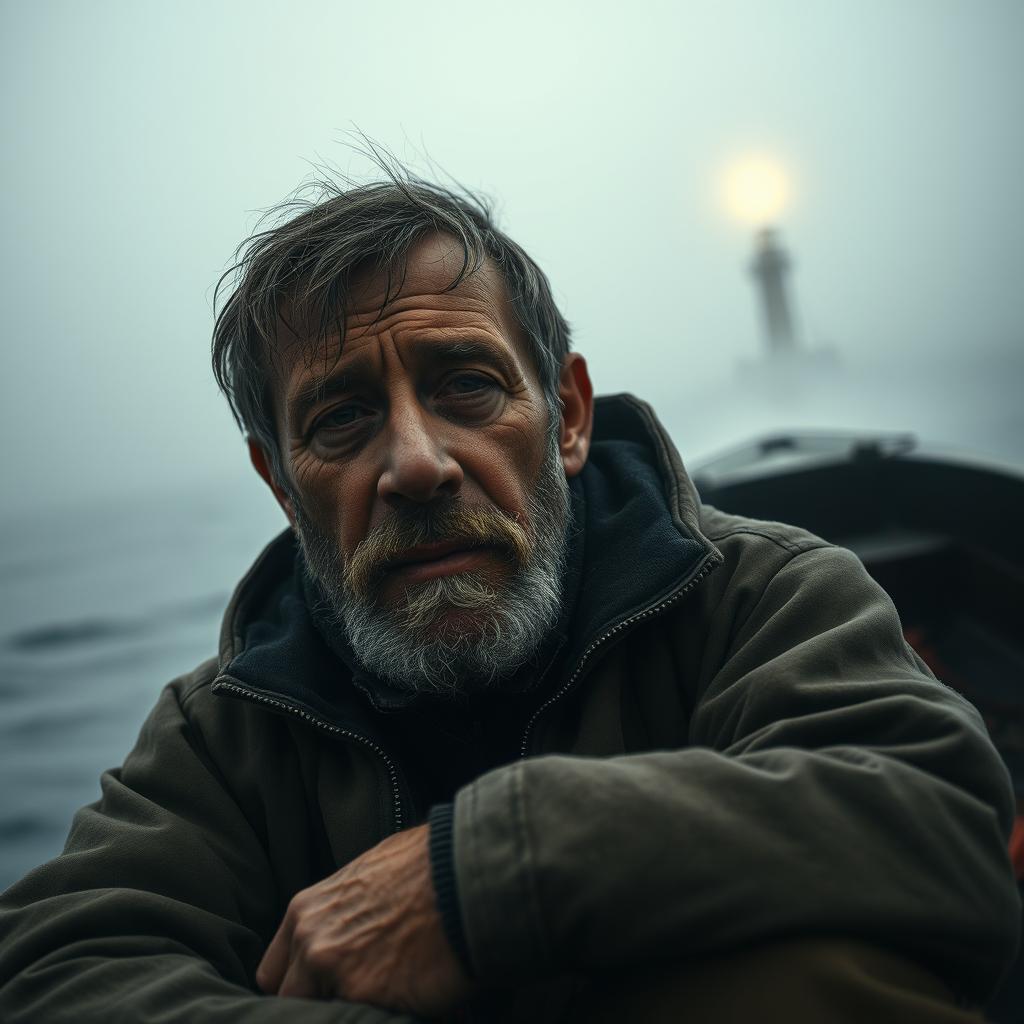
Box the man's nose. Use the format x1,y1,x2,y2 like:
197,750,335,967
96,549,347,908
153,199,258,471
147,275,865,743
377,405,463,506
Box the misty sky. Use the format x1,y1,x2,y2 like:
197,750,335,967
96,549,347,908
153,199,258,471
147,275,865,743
2,0,1022,521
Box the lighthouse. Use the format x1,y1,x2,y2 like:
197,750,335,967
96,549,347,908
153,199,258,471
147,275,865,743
750,228,797,356
721,153,837,384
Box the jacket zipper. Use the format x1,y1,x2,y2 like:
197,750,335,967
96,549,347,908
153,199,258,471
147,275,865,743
519,551,721,757
213,678,405,833
216,550,720,819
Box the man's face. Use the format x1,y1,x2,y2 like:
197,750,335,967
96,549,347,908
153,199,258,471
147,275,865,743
269,234,574,695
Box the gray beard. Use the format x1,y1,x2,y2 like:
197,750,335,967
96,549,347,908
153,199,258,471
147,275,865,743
293,431,571,698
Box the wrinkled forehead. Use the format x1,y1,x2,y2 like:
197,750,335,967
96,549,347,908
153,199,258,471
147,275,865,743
349,233,497,320
272,232,521,377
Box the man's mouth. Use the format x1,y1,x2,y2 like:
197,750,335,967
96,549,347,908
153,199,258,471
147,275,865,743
382,541,504,586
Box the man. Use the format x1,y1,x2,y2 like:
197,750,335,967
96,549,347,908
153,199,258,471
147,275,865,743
0,172,1019,1023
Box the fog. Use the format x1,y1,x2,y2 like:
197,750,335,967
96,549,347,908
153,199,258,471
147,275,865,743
2,0,1024,919
2,0,1022,522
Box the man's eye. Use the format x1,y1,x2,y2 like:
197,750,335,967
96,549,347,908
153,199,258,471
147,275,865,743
439,373,497,397
436,373,504,423
314,404,371,433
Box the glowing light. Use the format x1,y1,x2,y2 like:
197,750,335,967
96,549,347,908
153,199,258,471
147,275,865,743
719,155,791,226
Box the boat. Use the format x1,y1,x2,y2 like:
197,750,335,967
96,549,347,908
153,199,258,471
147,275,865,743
693,430,1024,1020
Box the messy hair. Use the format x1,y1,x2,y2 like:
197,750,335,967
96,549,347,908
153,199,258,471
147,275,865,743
211,160,571,486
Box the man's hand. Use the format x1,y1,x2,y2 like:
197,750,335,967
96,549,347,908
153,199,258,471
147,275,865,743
256,824,473,1016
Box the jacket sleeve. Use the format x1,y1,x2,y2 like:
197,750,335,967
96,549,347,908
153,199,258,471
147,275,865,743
0,679,421,1024
451,544,1021,1003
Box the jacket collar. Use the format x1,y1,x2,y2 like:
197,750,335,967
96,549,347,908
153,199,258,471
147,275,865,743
564,394,717,658
213,394,720,731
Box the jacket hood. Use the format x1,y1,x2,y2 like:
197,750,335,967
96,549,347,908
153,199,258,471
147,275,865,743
213,394,720,732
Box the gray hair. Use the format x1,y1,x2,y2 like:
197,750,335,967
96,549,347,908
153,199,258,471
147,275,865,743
211,164,571,486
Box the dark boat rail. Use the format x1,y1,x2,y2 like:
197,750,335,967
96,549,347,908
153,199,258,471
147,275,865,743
694,430,1024,568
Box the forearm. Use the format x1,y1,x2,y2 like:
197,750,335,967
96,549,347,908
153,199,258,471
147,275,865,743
0,943,419,1024
0,847,423,1024
454,737,1015,984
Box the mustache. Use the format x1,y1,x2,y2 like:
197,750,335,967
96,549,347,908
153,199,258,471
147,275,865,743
344,501,533,600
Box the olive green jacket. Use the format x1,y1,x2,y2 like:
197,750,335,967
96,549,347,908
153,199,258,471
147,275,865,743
0,395,1018,1022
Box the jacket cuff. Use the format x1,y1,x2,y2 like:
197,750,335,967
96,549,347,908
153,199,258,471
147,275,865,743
452,761,550,982
428,803,473,974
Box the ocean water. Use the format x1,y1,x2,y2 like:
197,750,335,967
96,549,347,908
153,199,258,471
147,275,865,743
0,482,285,891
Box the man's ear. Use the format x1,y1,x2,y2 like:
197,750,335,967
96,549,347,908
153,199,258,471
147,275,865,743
248,439,297,528
557,353,594,478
